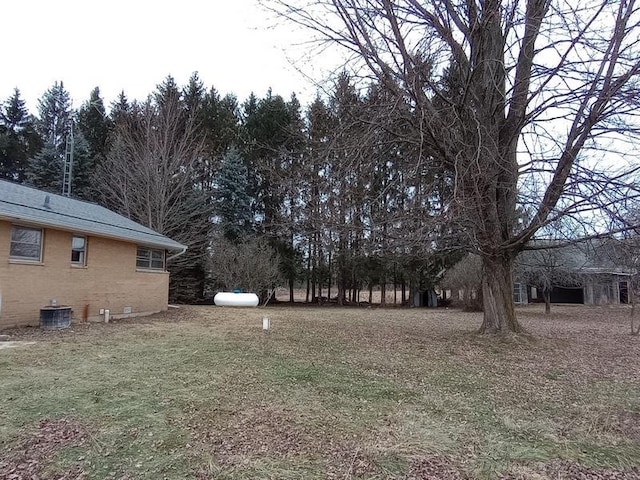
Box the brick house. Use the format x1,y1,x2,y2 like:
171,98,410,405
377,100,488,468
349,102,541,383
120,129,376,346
0,180,186,328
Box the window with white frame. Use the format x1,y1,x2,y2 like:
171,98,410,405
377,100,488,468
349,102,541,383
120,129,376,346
10,225,43,261
136,247,165,270
71,236,86,265
513,282,524,304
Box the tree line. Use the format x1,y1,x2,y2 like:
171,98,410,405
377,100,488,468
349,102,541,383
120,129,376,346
0,73,454,304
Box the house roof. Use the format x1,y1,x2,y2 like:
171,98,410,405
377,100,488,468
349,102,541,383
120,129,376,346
522,239,635,276
0,180,186,251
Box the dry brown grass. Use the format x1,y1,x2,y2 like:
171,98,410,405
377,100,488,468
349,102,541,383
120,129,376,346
1,303,639,479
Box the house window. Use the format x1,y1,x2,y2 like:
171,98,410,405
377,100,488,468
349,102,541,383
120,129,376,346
10,226,43,261
513,282,523,304
136,247,165,270
71,236,86,265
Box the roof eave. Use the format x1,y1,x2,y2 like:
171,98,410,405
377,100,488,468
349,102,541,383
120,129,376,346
0,213,187,251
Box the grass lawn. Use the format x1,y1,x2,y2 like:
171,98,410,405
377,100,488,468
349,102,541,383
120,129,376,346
1,304,639,479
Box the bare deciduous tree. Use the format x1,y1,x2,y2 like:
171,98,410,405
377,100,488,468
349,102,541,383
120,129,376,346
441,254,482,311
96,96,211,300
266,0,640,332
209,236,282,297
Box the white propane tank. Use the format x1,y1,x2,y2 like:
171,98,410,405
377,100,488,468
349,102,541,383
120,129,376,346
214,291,259,307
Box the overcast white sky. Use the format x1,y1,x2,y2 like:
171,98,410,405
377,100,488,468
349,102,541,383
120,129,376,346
1,0,332,114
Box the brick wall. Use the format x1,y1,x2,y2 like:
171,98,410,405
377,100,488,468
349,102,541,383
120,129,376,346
0,220,170,328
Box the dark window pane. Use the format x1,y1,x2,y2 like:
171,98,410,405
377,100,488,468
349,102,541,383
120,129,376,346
136,247,165,270
10,243,40,259
10,226,42,260
151,259,164,269
136,248,150,268
11,228,39,244
151,250,163,269
71,236,86,264
136,258,148,268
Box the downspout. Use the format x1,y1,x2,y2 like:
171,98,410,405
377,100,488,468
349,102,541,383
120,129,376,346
166,246,188,263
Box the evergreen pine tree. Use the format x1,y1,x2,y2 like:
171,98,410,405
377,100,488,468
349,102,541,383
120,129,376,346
27,82,74,191
77,87,111,159
304,95,334,300
286,93,306,153
241,90,294,229
35,81,73,149
196,87,241,190
110,91,131,127
2,88,30,130
68,130,93,199
155,75,183,115
0,88,41,181
214,146,253,242
26,141,62,192
242,93,258,119
183,72,205,118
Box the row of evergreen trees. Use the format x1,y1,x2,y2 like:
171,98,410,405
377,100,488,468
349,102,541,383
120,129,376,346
0,73,454,303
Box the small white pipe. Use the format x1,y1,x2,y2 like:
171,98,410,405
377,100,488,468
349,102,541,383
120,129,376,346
167,246,188,262
104,309,110,323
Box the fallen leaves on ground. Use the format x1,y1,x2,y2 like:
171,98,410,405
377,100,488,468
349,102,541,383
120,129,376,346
503,460,640,480
0,418,88,479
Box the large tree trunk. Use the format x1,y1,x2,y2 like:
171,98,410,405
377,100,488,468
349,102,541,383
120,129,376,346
289,278,294,303
631,278,640,336
401,276,406,304
327,249,332,300
479,254,523,333
393,262,397,305
543,288,551,315
305,240,311,303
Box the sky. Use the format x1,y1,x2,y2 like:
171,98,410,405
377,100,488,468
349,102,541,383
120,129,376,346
1,0,333,114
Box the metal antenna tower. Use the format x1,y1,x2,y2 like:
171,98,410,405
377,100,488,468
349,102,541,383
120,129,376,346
62,127,74,197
